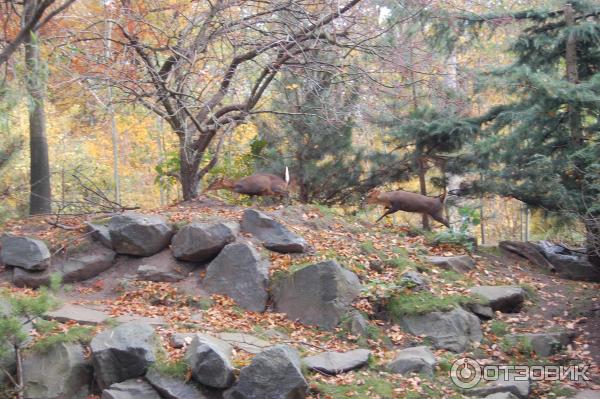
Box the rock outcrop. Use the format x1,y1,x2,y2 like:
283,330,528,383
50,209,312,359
108,213,174,256
203,241,270,312
272,260,361,330
91,322,158,389
185,334,235,389
1,235,51,271
224,345,308,399
171,221,239,262
22,342,92,399
470,286,525,313
400,307,482,352
387,346,437,377
241,209,308,253
303,349,371,375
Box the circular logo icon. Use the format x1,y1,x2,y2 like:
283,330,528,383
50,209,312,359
450,358,482,389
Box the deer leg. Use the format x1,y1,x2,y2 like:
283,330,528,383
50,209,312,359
430,211,450,228
376,207,398,223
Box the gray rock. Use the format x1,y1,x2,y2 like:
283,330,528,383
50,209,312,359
400,271,429,290
241,209,308,253
130,249,194,283
573,390,600,399
86,222,113,249
45,303,109,325
499,240,556,271
137,264,186,283
224,345,308,399
303,349,370,375
469,373,530,399
217,332,272,354
529,241,600,281
400,307,482,353
145,368,207,399
470,286,525,313
1,235,51,271
59,244,115,283
91,322,158,389
387,346,437,377
22,342,92,399
108,213,174,256
343,310,371,337
114,314,166,326
482,394,519,399
13,267,51,288
172,221,239,262
185,334,235,389
204,241,269,312
427,255,475,274
467,303,495,320
102,379,161,399
504,331,575,357
272,260,361,330
170,333,195,349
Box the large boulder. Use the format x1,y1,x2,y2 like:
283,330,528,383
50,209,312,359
499,241,555,271
387,346,437,377
185,334,235,389
241,209,308,253
224,345,308,399
303,349,370,375
426,255,475,274
469,373,531,399
216,332,272,354
58,244,115,283
504,331,575,357
1,235,51,271
536,241,600,282
470,286,525,313
22,342,92,399
145,368,207,399
171,221,239,262
108,213,174,256
86,222,113,249
102,379,161,399
272,260,361,330
123,249,194,283
400,307,482,353
12,267,51,288
91,322,158,389
203,241,269,312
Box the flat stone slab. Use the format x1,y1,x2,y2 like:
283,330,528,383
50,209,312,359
45,304,109,325
303,349,371,375
469,375,531,399
469,286,525,313
115,314,166,326
573,390,600,399
426,255,475,274
504,331,575,357
387,346,437,377
216,332,272,354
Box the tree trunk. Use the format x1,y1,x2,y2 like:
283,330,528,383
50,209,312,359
178,134,201,201
24,1,51,215
418,157,430,230
564,3,581,144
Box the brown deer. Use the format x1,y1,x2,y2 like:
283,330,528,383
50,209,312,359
205,173,289,200
365,189,449,227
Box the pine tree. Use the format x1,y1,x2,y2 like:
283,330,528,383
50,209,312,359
442,1,600,266
256,66,408,204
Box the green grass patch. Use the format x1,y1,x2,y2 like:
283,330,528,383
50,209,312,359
151,356,189,379
547,382,576,398
313,375,394,398
360,240,376,255
32,325,94,354
520,284,538,301
489,320,509,336
388,292,481,321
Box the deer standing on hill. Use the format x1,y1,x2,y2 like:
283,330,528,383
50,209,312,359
205,171,290,202
365,189,449,227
